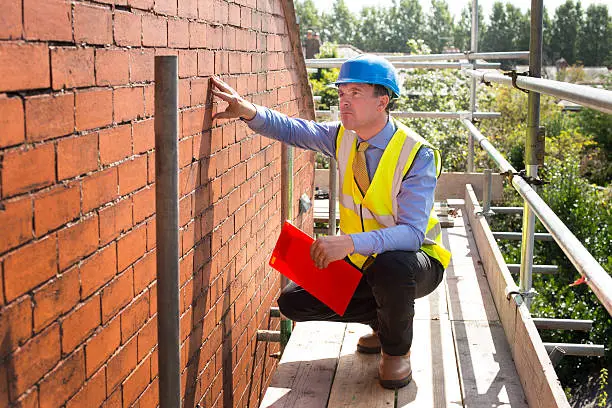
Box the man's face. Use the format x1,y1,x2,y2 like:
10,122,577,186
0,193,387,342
338,83,386,132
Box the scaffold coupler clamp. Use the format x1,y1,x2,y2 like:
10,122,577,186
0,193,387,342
517,169,548,186
503,70,529,93
505,286,537,307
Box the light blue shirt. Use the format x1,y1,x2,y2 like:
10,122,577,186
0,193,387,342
246,105,437,257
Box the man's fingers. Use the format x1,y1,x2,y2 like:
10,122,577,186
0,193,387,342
211,77,234,93
211,88,234,102
212,111,235,121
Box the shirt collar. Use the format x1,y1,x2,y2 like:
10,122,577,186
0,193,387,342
357,117,396,150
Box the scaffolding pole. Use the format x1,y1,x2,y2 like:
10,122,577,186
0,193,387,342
308,51,529,63
315,110,501,119
467,0,479,173
306,61,500,70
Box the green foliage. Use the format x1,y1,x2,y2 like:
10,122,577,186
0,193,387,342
308,43,339,111
578,5,611,67
597,368,609,407
425,0,455,53
551,0,583,64
294,0,321,39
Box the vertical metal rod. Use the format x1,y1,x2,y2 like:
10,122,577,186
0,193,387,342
482,169,493,215
328,106,339,236
280,143,294,350
154,56,181,408
467,0,478,173
519,0,544,309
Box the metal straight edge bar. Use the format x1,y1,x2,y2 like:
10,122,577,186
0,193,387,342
314,110,502,120
507,264,558,274
307,51,529,63
543,343,605,357
154,56,181,408
464,69,612,114
306,60,501,70
533,318,593,331
490,206,524,214
461,119,612,317
492,231,554,241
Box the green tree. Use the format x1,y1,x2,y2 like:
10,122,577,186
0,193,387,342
321,0,356,45
551,0,583,64
387,0,425,53
481,2,512,52
452,5,486,52
353,6,391,52
425,0,455,53
294,0,322,39
577,5,611,66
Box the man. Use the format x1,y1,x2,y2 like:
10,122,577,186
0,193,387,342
211,54,451,389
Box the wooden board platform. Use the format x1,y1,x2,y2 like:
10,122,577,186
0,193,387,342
260,203,527,408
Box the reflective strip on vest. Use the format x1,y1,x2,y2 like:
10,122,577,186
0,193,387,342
335,118,451,270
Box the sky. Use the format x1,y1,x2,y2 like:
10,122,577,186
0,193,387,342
310,0,610,22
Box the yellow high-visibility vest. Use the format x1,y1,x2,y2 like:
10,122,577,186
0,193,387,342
336,118,451,270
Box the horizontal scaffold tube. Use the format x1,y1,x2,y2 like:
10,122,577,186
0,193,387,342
461,119,612,317
315,111,502,120
308,51,528,63
306,61,500,70
464,69,612,114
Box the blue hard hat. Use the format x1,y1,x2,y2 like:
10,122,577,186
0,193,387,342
334,54,401,98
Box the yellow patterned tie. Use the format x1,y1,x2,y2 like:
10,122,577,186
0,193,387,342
353,141,370,195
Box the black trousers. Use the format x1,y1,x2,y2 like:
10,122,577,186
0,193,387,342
277,250,445,356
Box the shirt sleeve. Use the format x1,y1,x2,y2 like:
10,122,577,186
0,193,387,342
245,105,338,158
349,146,437,256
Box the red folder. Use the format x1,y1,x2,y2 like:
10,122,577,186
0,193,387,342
269,221,362,316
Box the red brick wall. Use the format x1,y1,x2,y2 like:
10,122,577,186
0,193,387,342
0,0,315,407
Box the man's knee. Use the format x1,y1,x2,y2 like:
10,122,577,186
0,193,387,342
368,251,419,284
277,290,301,321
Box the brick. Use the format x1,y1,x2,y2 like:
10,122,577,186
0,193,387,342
191,78,210,106
117,224,146,272
133,119,154,154
39,348,85,408
61,295,101,354
24,0,72,41
154,0,176,15
96,49,129,86
99,124,132,165
0,196,33,254
0,96,24,147
85,316,120,377
2,144,55,198
33,266,79,333
189,21,207,48
120,292,149,342
241,7,252,29
129,49,154,82
198,50,214,76
0,0,22,39
0,42,49,92
169,19,190,48
99,198,133,245
179,0,198,18
8,324,60,398
80,243,117,299
228,3,240,26
58,133,99,180
82,168,119,213
114,87,144,123
133,186,155,224
34,183,80,236
25,92,74,142
114,10,141,47
136,315,157,360
0,296,32,359
179,49,198,78
12,388,37,408
51,47,95,90
118,156,147,195
138,377,158,407
58,215,99,271
128,0,153,9
106,336,137,392
179,78,190,108
122,356,150,406
101,387,122,407
65,366,106,408
101,268,133,323
147,152,156,184
133,250,155,294
4,235,57,302
142,14,167,47
144,85,154,116
76,88,113,131
74,3,112,45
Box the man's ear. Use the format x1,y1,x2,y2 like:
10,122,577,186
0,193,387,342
378,94,390,112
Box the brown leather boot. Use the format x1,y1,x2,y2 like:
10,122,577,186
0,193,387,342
378,351,412,389
356,332,381,354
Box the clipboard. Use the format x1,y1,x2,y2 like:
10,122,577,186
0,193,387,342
269,221,363,316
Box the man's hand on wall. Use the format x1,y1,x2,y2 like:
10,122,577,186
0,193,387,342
211,77,257,121
310,235,355,269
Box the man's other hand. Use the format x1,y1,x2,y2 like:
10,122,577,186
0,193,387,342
210,76,257,121
310,235,355,269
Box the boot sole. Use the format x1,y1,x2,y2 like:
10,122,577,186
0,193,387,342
356,344,381,354
379,372,412,389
